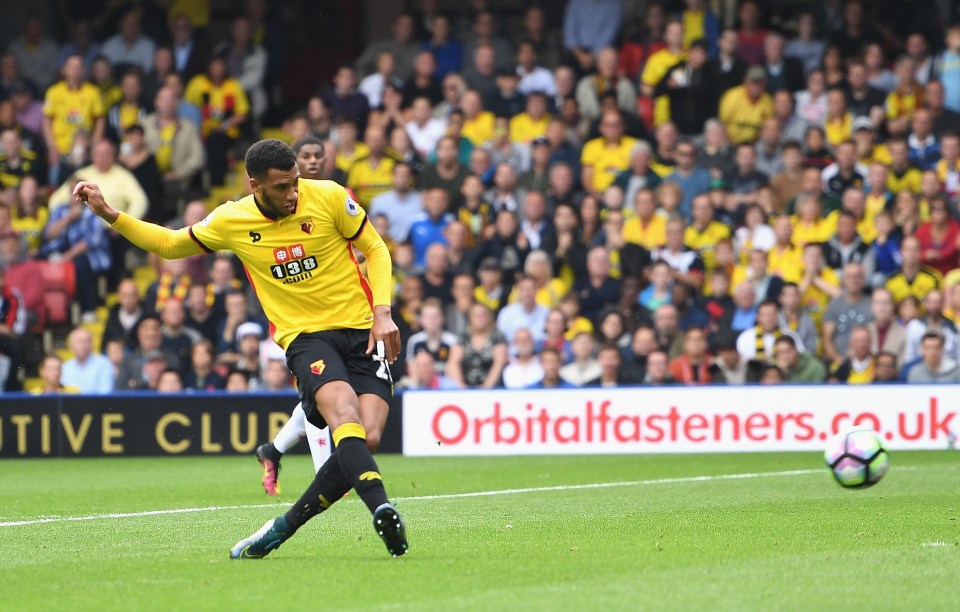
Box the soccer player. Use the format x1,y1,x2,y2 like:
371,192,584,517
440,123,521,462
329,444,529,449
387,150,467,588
73,139,408,558
252,135,335,496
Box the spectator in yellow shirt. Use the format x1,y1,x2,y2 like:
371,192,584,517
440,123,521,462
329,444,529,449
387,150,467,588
799,242,841,328
640,20,686,126
824,88,853,148
718,66,774,144
622,187,667,249
460,89,494,146
684,194,731,272
886,138,922,194
509,92,550,144
183,56,249,186
580,109,637,195
42,54,106,181
885,55,923,136
791,194,839,247
767,215,803,283
346,125,396,208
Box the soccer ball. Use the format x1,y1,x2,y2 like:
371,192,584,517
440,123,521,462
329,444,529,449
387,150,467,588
823,428,890,488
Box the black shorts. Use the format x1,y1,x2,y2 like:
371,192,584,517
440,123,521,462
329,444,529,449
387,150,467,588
286,329,393,429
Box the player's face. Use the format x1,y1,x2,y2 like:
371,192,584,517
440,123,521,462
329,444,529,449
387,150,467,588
254,166,301,217
296,145,324,180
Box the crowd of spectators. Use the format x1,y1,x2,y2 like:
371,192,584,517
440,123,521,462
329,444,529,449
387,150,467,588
5,0,960,395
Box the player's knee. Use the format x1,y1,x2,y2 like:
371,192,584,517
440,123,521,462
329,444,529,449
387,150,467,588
364,428,381,453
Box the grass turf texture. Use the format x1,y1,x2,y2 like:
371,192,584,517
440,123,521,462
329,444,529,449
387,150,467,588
1,452,957,610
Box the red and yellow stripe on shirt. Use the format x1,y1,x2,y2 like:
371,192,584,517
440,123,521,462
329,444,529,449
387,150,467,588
190,179,377,349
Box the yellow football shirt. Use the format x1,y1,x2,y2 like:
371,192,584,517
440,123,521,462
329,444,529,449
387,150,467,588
684,221,731,271
509,113,550,144
767,244,803,283
682,10,706,49
718,85,774,144
346,155,396,208
462,112,495,146
802,266,840,328
641,48,685,126
887,167,922,194
581,136,638,193
824,113,853,148
886,267,942,304
189,180,380,349
860,144,891,167
183,76,251,139
622,215,667,250
790,211,838,247
43,81,106,154
336,143,370,174
12,207,49,253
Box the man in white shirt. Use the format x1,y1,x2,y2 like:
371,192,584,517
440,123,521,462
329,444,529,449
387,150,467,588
736,300,806,361
405,96,447,157
61,327,115,393
502,328,545,388
101,10,156,73
359,51,399,108
496,275,549,348
516,41,556,96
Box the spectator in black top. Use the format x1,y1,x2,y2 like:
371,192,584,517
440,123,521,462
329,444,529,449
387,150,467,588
184,283,217,344
418,243,453,303
705,29,747,112
822,141,866,198
182,340,225,391
574,245,621,324
654,39,714,137
101,278,145,351
763,32,804,94
160,298,202,377
402,51,443,107
486,69,526,118
925,80,960,137
844,60,887,118
322,65,370,132
726,143,769,209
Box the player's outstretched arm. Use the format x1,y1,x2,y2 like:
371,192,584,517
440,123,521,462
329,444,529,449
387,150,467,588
352,221,401,363
73,181,203,260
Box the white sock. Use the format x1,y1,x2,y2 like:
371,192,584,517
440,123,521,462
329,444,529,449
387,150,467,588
305,418,332,473
272,403,307,454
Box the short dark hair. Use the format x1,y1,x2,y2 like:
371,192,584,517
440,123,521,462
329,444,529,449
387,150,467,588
293,135,325,155
774,335,797,349
245,139,297,179
921,330,945,346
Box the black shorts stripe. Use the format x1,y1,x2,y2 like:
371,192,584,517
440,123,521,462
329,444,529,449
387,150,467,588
188,227,214,253
346,215,367,242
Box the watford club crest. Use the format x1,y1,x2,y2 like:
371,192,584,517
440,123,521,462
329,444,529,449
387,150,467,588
300,218,314,235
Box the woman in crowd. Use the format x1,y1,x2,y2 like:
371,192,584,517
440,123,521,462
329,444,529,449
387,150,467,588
446,302,508,389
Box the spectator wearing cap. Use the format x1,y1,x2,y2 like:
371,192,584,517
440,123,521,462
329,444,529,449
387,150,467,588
115,317,179,390
719,65,774,144
233,321,264,389
852,117,890,167
61,327,114,394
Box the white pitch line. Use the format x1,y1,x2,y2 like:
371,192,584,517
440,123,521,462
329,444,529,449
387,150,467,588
0,468,823,528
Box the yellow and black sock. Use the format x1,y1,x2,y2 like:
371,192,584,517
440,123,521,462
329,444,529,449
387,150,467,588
283,452,350,531
331,423,389,514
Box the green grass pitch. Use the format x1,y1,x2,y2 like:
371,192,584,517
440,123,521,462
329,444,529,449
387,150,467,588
1,451,957,610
